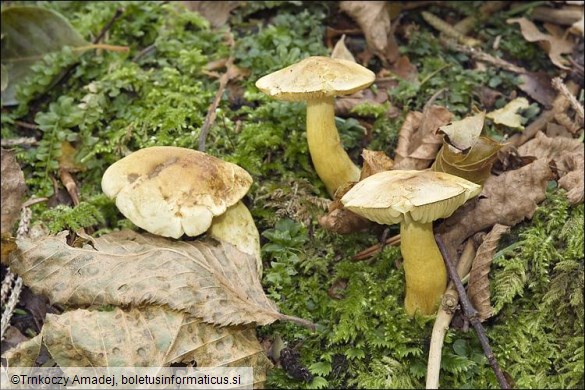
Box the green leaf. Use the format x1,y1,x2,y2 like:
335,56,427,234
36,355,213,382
1,6,88,105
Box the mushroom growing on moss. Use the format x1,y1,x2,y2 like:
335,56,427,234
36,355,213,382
256,56,375,196
101,146,261,273
341,170,481,315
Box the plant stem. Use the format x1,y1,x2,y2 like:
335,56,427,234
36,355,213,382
435,234,511,389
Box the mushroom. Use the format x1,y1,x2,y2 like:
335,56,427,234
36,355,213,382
341,170,482,315
101,146,261,273
255,56,375,196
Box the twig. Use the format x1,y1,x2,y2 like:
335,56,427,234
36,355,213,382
435,234,510,389
445,42,527,74
421,11,481,47
198,56,234,152
427,240,476,389
93,8,124,44
14,120,39,130
552,77,584,122
353,234,401,260
1,137,38,147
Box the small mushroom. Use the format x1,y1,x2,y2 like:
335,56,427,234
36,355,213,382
256,56,375,197
341,170,482,316
101,146,261,273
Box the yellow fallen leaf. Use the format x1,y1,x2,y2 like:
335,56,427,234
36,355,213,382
486,97,530,129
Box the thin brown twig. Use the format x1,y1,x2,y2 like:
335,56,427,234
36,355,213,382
435,234,510,389
352,234,401,260
198,56,234,152
93,8,124,44
551,77,584,122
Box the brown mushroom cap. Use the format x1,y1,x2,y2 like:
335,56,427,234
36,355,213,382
255,56,375,101
341,170,482,225
102,146,252,238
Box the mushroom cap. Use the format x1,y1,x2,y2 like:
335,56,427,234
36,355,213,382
102,146,252,239
341,170,481,225
255,56,375,101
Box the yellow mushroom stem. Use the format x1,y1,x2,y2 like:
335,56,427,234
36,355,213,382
306,96,361,197
400,218,447,316
209,201,262,276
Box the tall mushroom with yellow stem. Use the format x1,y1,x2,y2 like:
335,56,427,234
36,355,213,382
101,146,262,274
256,56,375,197
341,170,481,315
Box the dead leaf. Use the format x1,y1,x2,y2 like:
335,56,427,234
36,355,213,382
557,151,584,204
318,207,371,234
438,111,485,152
4,306,272,386
394,106,452,170
340,1,399,64
438,158,554,259
1,148,27,235
518,130,583,159
468,224,511,322
331,35,357,62
182,1,239,28
486,97,530,129
360,149,394,179
507,17,575,69
8,230,310,328
433,136,504,185
2,333,42,367
518,72,556,108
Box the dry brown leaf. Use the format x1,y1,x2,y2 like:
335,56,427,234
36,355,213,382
8,230,308,328
517,132,583,204
394,106,452,170
331,34,357,62
360,149,394,179
182,1,240,28
518,130,583,159
519,72,556,108
340,1,399,64
507,17,575,69
438,111,485,152
468,224,511,322
318,207,371,234
1,148,27,235
557,151,584,204
438,158,554,259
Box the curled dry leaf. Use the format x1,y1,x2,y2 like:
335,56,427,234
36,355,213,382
438,158,554,259
394,106,452,170
331,34,357,63
335,88,388,117
360,149,394,180
518,131,584,204
486,97,530,129
433,136,504,185
438,111,485,152
7,230,311,328
468,224,511,322
339,1,399,64
557,152,584,204
1,148,27,235
519,72,556,108
507,17,574,69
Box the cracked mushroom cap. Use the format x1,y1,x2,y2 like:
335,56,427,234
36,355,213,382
102,146,252,239
255,56,375,101
341,170,482,225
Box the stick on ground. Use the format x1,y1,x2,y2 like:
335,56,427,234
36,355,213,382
435,234,511,389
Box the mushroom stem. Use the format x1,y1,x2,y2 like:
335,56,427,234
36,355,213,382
306,97,361,196
209,201,262,276
400,219,447,316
